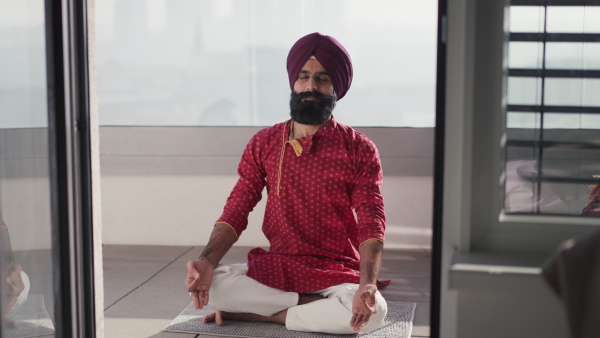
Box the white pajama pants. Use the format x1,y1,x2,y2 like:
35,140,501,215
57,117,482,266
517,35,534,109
208,263,387,335
15,271,30,307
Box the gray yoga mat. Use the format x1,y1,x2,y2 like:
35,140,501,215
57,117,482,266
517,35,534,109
6,294,55,338
165,300,416,338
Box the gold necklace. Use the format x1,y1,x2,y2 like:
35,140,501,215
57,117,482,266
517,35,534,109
289,120,295,141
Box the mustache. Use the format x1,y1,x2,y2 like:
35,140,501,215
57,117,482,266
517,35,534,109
293,90,329,101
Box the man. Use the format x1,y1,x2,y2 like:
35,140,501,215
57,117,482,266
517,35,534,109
185,32,389,335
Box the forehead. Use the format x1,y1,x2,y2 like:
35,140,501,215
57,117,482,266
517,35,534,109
300,58,328,74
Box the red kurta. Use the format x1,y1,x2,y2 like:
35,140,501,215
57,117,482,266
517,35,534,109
216,117,387,293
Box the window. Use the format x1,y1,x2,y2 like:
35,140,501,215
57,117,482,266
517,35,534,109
96,0,438,127
503,2,600,217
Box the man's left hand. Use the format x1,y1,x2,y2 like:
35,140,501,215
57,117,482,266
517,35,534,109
350,284,378,331
4,264,24,327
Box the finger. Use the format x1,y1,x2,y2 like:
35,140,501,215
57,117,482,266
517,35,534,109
203,289,210,306
352,315,364,331
7,280,18,294
362,313,371,327
350,313,358,327
351,314,363,330
198,290,206,309
191,291,201,309
6,296,17,309
186,276,199,292
356,315,370,331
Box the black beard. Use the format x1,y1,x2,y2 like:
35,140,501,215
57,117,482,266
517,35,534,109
289,91,336,126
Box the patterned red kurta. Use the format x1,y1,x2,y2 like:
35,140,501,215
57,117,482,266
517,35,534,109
216,117,387,293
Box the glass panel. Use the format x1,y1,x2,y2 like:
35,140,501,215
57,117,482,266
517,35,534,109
508,42,543,69
582,114,600,128
96,0,438,127
0,0,56,336
544,78,600,107
547,6,600,33
507,112,540,129
584,7,600,33
546,42,600,70
507,77,541,105
544,113,583,129
509,6,544,33
505,5,600,217
546,6,585,33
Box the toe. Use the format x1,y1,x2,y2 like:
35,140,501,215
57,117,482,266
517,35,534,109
215,310,224,326
202,311,216,323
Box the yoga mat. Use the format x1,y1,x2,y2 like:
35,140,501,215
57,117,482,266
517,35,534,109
6,294,55,338
165,301,416,338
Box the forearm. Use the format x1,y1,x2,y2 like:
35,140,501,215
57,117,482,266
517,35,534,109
359,239,383,287
1,227,15,264
198,223,237,267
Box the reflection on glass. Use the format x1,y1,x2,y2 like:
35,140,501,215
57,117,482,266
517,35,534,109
96,0,438,127
504,160,592,215
0,0,56,336
582,176,600,216
509,6,544,33
507,77,541,105
546,42,600,70
504,5,600,217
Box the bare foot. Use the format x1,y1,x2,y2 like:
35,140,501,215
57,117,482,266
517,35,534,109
202,308,225,325
5,316,18,328
202,308,286,325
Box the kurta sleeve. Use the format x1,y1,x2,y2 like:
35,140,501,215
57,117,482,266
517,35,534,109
216,133,267,238
351,138,386,246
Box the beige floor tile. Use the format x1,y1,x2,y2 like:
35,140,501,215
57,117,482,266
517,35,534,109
378,273,431,302
104,259,171,309
381,249,432,275
105,316,196,338
411,301,431,337
105,262,193,319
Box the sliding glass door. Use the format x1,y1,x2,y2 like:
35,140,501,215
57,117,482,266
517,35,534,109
1,0,95,336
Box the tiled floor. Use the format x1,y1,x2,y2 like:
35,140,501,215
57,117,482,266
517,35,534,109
103,245,431,338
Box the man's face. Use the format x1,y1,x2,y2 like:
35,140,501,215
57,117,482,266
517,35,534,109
290,58,337,125
293,58,335,97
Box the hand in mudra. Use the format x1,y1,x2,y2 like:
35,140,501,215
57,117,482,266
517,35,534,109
185,259,215,309
350,284,378,331
4,263,24,327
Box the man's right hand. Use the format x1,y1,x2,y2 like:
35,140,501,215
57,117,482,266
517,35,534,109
185,259,215,309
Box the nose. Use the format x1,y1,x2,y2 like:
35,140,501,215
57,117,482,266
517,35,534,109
305,76,318,92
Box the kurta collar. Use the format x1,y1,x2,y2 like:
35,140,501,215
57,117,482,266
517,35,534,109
285,116,337,157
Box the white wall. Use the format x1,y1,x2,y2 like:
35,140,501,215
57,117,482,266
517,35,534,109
99,126,434,249
101,175,432,249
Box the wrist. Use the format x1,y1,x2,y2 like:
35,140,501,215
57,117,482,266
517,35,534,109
358,283,377,290
199,256,216,268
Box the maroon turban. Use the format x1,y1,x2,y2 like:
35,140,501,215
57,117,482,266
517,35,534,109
286,32,353,100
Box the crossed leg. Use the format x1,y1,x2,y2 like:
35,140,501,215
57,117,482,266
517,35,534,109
205,264,387,334
202,294,324,325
